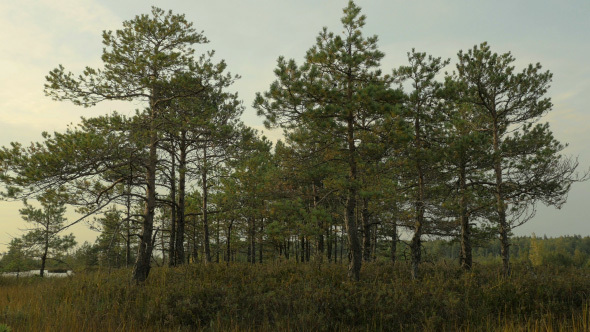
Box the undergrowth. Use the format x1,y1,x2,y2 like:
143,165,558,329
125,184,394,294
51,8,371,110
0,262,588,331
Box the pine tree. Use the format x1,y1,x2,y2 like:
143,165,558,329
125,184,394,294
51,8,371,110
255,1,399,281
456,42,586,275
18,189,76,277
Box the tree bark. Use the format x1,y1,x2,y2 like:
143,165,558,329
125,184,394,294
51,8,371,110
175,130,187,265
327,226,332,262
225,220,233,266
410,107,426,280
362,198,372,262
168,146,177,267
345,105,362,280
249,218,256,264
132,125,157,283
259,219,263,264
41,221,49,278
126,169,132,268
202,144,211,263
391,220,398,265
459,160,472,270
493,120,510,276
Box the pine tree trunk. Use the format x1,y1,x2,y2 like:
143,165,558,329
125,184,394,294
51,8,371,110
411,178,425,280
202,145,211,263
226,221,232,266
259,220,263,263
175,131,187,265
345,112,362,280
300,236,305,263
41,224,49,278
126,172,132,268
362,198,372,262
216,219,220,263
411,111,426,280
391,220,398,265
459,160,472,270
250,218,256,264
327,226,332,262
493,120,510,276
168,147,177,267
133,126,157,283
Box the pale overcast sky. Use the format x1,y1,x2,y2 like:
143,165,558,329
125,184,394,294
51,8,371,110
1,0,589,252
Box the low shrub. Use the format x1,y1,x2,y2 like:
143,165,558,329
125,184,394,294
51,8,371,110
0,262,588,331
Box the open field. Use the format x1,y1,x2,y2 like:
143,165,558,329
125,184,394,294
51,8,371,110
1,262,589,331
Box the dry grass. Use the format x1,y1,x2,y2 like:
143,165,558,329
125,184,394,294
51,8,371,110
0,262,588,331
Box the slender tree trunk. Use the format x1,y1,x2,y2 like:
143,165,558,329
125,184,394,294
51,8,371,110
410,110,426,280
259,219,263,264
126,171,132,268
249,218,256,264
340,226,344,265
411,201,424,279
226,221,233,266
300,236,305,263
336,226,340,263
160,230,166,266
216,218,220,263
132,106,158,283
371,223,377,261
306,235,310,262
191,215,199,264
362,198,372,262
327,226,332,263
202,145,211,263
459,160,472,270
41,222,49,278
345,112,362,280
312,184,325,259
168,147,177,267
175,131,187,265
492,120,510,276
285,238,290,260
391,220,398,264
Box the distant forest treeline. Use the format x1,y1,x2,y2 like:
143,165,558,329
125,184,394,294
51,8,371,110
2,234,589,273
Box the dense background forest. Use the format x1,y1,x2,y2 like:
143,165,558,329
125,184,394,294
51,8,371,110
0,2,589,331
3,234,590,273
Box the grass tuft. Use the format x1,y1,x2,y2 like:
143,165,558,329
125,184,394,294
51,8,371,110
0,262,588,331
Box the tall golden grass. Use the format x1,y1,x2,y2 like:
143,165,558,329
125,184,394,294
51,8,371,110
0,262,588,331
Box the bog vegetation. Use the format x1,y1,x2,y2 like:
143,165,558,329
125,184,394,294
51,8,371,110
0,1,588,331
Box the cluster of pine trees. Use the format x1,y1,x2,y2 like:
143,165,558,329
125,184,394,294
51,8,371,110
0,2,585,283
